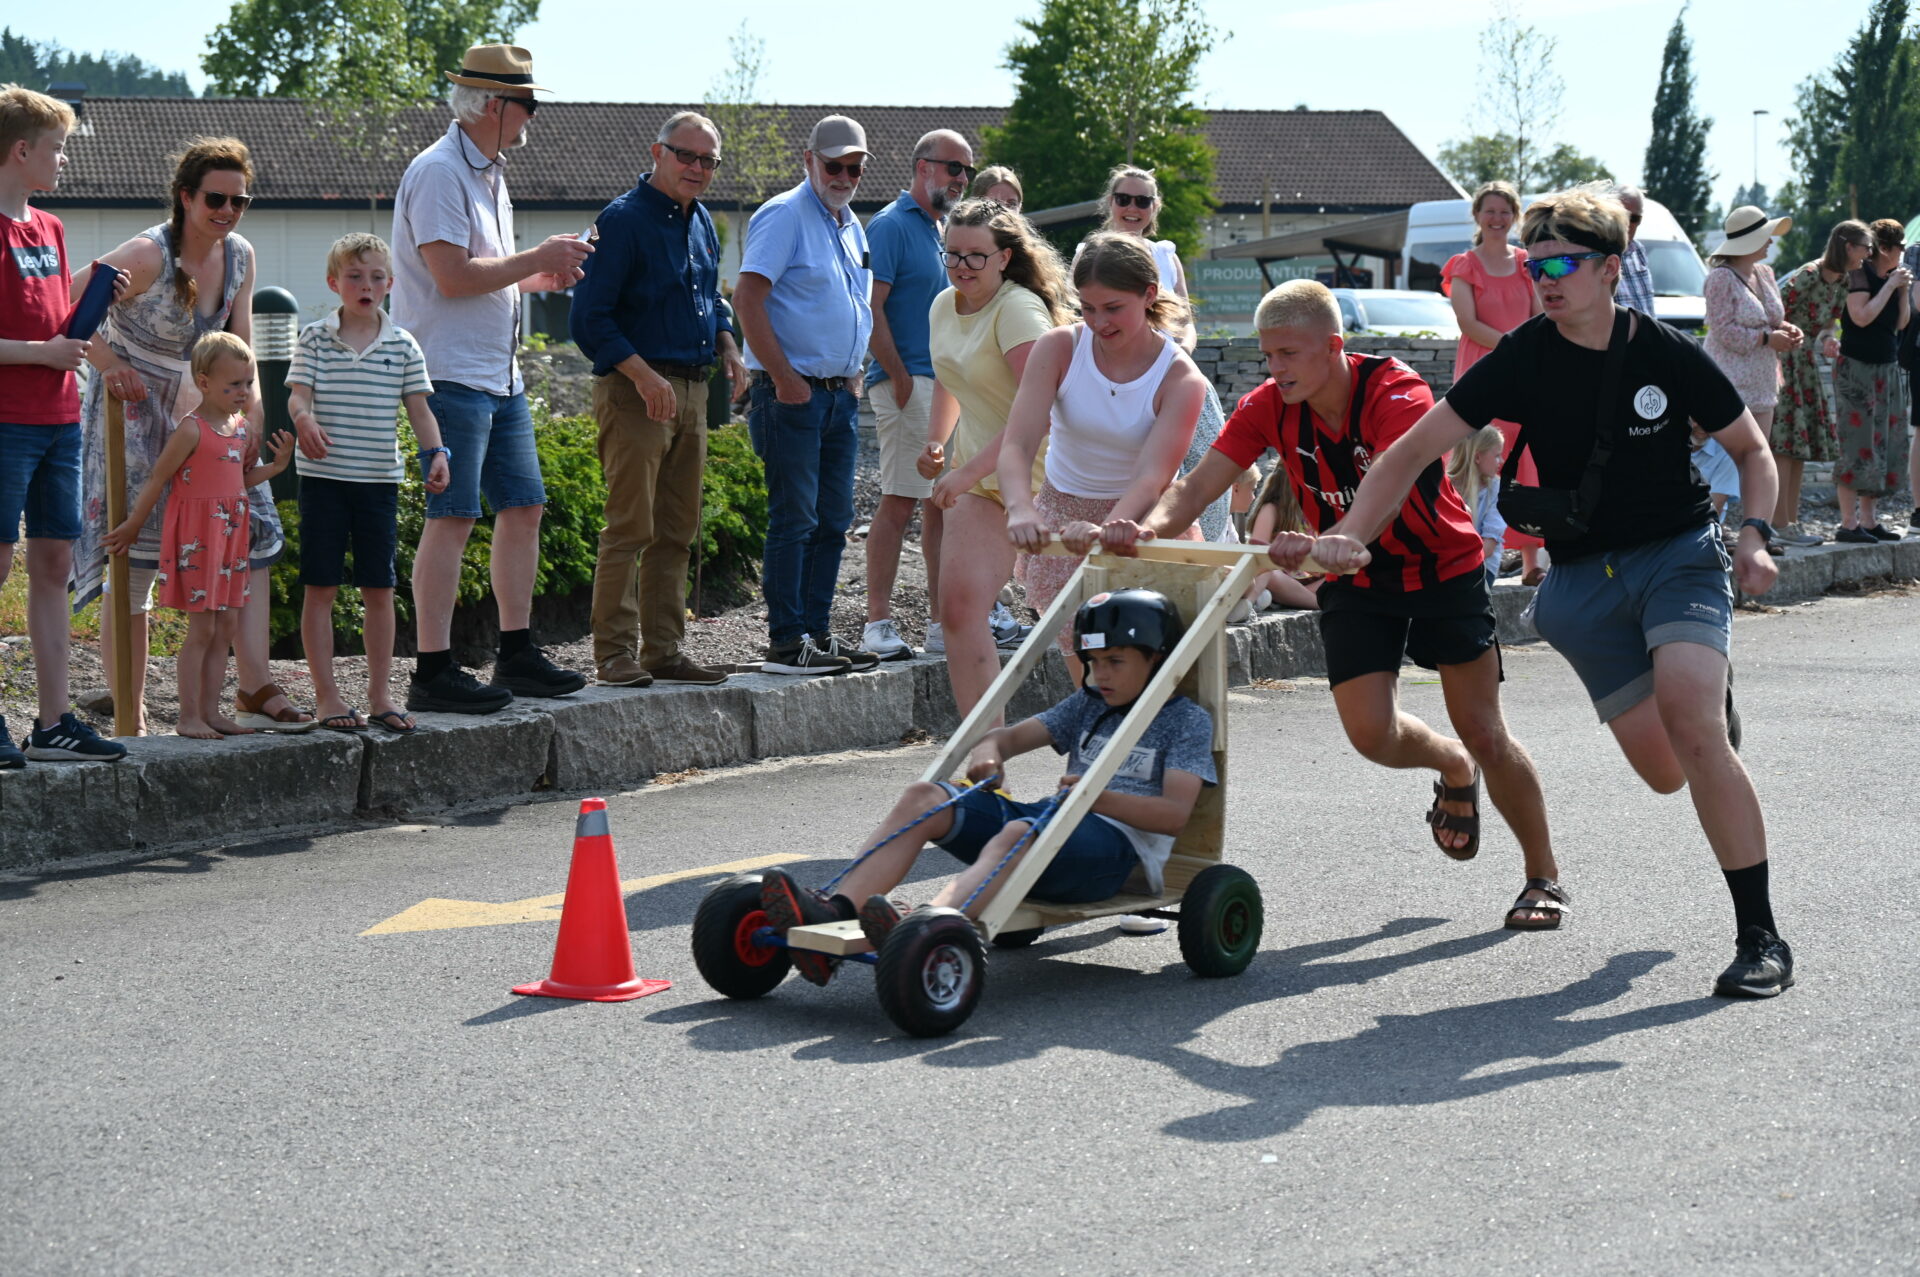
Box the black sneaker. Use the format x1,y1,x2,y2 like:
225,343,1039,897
1835,525,1877,544
0,716,24,770
759,869,848,986
1865,523,1900,542
814,633,880,672
492,646,587,698
407,663,513,715
1713,926,1795,998
763,637,851,676
25,713,128,762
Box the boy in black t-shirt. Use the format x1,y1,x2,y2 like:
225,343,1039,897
1308,188,1795,1000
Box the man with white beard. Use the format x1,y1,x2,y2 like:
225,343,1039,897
735,115,879,675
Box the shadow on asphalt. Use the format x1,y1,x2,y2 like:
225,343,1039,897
462,995,596,1027
0,833,326,900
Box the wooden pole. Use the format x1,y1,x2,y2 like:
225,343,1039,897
104,396,135,738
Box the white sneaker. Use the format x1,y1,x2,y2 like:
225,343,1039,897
989,601,1028,649
924,621,946,655
1227,598,1255,624
1117,914,1168,935
1255,588,1274,612
861,618,914,661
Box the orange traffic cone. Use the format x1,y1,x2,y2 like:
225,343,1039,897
512,798,672,1002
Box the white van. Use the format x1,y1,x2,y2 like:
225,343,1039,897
1401,195,1707,329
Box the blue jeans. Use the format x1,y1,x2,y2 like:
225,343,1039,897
0,422,81,542
747,382,857,646
424,383,545,519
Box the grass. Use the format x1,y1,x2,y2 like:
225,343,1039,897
2,542,190,656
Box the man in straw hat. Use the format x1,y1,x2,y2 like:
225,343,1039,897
391,44,594,714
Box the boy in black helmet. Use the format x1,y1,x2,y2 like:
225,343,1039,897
759,588,1217,984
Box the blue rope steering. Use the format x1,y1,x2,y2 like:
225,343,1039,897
820,774,1003,895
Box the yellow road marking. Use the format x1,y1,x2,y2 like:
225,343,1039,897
360,852,808,935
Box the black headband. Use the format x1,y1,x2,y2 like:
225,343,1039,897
1523,221,1619,256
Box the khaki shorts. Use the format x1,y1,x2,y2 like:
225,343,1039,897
870,374,935,499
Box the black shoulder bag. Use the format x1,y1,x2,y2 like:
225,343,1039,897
1496,306,1632,541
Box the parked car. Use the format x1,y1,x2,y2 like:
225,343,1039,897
1401,195,1707,329
1331,288,1461,339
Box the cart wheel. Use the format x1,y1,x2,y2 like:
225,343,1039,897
691,874,791,998
1178,864,1263,978
875,907,987,1037
992,927,1044,950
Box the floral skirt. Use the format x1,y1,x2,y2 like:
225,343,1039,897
1832,356,1910,497
1772,350,1839,462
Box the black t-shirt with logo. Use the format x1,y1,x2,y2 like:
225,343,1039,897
1444,312,1746,562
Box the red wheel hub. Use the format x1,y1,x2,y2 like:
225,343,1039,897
734,909,777,966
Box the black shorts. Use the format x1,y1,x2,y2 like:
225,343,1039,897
1318,569,1501,688
298,477,399,589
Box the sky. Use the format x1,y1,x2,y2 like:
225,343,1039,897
14,0,1869,213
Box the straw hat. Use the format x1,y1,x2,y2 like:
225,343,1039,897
445,45,549,94
1719,206,1791,257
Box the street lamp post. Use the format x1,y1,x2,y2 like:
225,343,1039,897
1753,109,1770,193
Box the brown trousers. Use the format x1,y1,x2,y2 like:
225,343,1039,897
591,372,708,668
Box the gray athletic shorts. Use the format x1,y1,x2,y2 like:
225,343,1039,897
1529,524,1732,723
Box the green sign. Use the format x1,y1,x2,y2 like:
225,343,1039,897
1187,257,1337,317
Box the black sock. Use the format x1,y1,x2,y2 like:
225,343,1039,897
415,649,452,683
1722,861,1777,937
499,628,533,659
829,894,860,921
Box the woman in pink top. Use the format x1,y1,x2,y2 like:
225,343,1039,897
1443,181,1545,583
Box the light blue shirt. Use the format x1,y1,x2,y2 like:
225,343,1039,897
740,180,873,379
865,190,943,386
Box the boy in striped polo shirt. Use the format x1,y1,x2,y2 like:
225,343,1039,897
288,233,449,732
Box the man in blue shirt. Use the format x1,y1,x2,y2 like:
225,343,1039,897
860,129,975,661
735,115,879,676
572,110,747,689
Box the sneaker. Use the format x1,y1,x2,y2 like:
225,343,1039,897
1866,523,1900,542
1713,925,1795,998
859,894,906,948
995,623,1030,650
759,869,847,986
0,716,24,770
24,713,128,762
407,663,513,715
763,636,852,676
815,633,881,672
646,655,729,686
493,646,587,698
1117,913,1169,935
1777,525,1824,547
924,621,946,655
1254,588,1274,613
989,600,1019,641
594,654,654,688
1226,598,1255,625
1835,524,1877,544
861,618,915,661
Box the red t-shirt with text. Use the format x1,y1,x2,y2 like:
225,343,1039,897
0,208,80,424
1212,354,1483,594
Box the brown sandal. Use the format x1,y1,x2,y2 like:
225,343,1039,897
1504,878,1571,931
1428,768,1481,861
234,683,317,733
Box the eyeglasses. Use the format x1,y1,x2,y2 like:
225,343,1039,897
494,95,537,116
941,250,998,269
1627,214,1643,227
1110,192,1155,209
820,158,864,178
659,143,721,171
196,190,253,213
922,158,978,181
1524,252,1608,281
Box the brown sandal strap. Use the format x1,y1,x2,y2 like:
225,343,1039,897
239,683,310,723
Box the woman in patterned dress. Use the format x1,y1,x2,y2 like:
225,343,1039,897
1701,206,1801,543
1773,221,1870,539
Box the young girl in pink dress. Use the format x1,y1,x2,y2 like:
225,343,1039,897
1443,181,1545,582
105,332,293,739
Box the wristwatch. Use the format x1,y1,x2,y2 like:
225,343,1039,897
1740,517,1777,543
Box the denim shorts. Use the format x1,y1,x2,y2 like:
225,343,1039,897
299,477,399,588
425,382,545,518
1530,524,1733,723
0,422,81,542
933,783,1138,904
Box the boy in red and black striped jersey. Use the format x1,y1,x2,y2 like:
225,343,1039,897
1098,280,1566,930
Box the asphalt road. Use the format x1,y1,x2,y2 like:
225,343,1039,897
5,592,1917,1276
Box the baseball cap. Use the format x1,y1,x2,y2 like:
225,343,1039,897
808,115,869,159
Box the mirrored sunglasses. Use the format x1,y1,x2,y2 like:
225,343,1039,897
1524,252,1608,281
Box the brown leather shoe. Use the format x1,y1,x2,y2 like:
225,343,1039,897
646,655,729,685
594,655,653,687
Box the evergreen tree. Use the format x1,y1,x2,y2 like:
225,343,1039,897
0,28,193,95
1642,6,1715,238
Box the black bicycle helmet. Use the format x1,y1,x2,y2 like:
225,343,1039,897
1072,588,1184,675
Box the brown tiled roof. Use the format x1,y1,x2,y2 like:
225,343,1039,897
46,98,1458,212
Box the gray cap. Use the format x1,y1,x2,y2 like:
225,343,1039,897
807,115,869,159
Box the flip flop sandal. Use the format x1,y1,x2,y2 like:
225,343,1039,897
234,683,318,733
367,710,415,734
1504,877,1571,931
1429,768,1481,861
320,710,368,732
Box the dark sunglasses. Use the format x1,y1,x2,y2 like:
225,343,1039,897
196,189,252,213
922,158,978,181
1110,192,1155,209
1524,252,1608,281
941,250,999,269
821,158,864,177
660,142,721,171
1627,213,1643,227
494,94,538,116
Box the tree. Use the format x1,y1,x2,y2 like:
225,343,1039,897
1439,133,1610,192
1437,2,1564,193
201,0,538,99
701,22,788,230
982,0,1219,259
0,28,193,95
1642,6,1715,239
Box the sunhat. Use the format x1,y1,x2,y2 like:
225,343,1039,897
1719,206,1792,257
445,45,549,94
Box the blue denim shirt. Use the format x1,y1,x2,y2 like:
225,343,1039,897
570,174,722,376
864,190,943,386
739,180,873,380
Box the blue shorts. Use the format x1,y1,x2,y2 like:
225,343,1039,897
424,383,544,519
0,422,81,542
933,783,1138,904
299,477,399,588
1530,524,1733,723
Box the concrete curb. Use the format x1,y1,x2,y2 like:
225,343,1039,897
4,539,1911,870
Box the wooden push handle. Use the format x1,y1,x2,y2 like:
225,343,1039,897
104,397,136,739
1026,534,1362,576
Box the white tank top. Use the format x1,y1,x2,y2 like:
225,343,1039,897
1044,325,1180,499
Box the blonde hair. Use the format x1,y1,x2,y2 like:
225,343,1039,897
1253,280,1341,334
1101,164,1161,237
1072,231,1188,330
1470,181,1521,247
1249,463,1308,537
1446,424,1505,509
0,85,74,157
167,137,255,310
945,198,1074,326
327,231,391,279
191,330,254,380
1520,188,1628,257
970,164,1022,207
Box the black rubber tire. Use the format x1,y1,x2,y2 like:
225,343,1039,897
874,907,987,1037
691,873,791,999
1178,864,1263,978
992,927,1044,950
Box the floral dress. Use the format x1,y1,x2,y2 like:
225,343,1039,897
1703,263,1784,408
1773,263,1844,462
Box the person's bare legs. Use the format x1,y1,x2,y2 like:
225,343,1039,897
1331,670,1479,853
101,598,152,736
834,780,960,904
939,495,1019,723
361,587,404,724
1650,642,1765,871
1437,647,1560,918
206,609,250,735
1771,453,1803,530
928,820,1036,917
173,612,219,739
302,584,351,723
490,504,543,633
1605,696,1688,794
921,499,943,622
231,580,304,721
23,538,74,726
865,493,917,624
1835,481,1863,529
412,515,476,652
